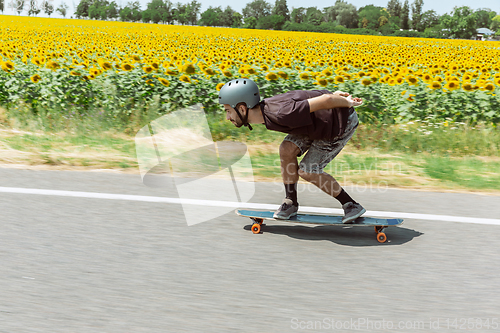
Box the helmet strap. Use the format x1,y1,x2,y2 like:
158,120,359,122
234,105,253,131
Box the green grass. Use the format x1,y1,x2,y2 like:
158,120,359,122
423,156,500,190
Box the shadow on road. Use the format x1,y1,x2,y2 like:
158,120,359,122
243,223,423,246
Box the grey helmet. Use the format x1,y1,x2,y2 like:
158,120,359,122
218,78,260,109
218,79,261,130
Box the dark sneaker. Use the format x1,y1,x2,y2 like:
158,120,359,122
273,198,299,220
342,202,366,224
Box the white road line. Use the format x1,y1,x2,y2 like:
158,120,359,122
1,186,500,226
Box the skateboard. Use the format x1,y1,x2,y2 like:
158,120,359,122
236,209,403,243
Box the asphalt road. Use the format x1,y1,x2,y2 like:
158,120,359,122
1,168,500,332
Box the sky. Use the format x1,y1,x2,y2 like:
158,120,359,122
1,0,498,20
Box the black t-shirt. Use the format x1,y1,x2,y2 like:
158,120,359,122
260,90,353,140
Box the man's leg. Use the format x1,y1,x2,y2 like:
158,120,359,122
273,140,302,219
297,170,357,205
296,111,365,223
298,169,365,223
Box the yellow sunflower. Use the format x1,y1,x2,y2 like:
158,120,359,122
46,60,60,70
179,75,191,83
316,77,328,87
265,72,279,81
299,72,310,80
181,63,196,74
444,81,460,91
406,75,418,86
216,82,225,91
31,57,42,66
334,75,344,83
462,83,474,91
165,69,178,75
122,63,134,71
203,68,215,75
30,74,41,83
1,61,14,71
158,77,170,87
361,78,372,86
428,81,441,90
143,66,154,74
484,82,495,92
278,71,288,79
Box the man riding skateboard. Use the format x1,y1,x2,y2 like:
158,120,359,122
218,78,365,223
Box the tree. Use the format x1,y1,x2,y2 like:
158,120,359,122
410,0,423,31
243,16,257,28
400,0,410,29
272,0,289,22
242,0,271,21
491,15,500,32
56,1,69,16
119,5,131,20
88,2,98,18
290,7,305,23
257,14,285,29
185,0,200,25
323,6,336,23
305,7,322,25
219,6,235,27
232,11,242,27
43,0,54,16
87,0,108,19
28,0,41,15
146,0,166,23
75,0,93,18
173,2,188,24
420,10,439,31
332,0,357,28
141,9,151,22
358,5,385,30
199,6,221,26
107,0,118,19
386,0,401,18
474,8,495,29
0,0,4,13
161,0,174,24
122,0,142,21
441,6,477,39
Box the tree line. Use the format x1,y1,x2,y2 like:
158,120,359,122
2,0,499,39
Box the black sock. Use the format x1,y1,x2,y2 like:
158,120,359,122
335,188,357,206
284,183,298,205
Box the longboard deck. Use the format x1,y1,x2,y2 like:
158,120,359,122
236,209,403,243
236,209,403,227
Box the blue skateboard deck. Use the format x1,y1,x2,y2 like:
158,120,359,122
236,209,403,243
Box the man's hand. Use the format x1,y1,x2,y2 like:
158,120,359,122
333,91,350,97
346,95,363,107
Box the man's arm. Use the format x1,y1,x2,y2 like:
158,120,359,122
307,93,363,113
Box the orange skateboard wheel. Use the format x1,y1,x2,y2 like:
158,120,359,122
377,232,387,243
251,223,261,234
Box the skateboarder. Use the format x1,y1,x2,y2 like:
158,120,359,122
218,78,366,223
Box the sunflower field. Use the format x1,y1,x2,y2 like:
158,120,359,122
1,15,500,129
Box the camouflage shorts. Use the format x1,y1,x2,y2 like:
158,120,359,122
283,111,359,174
